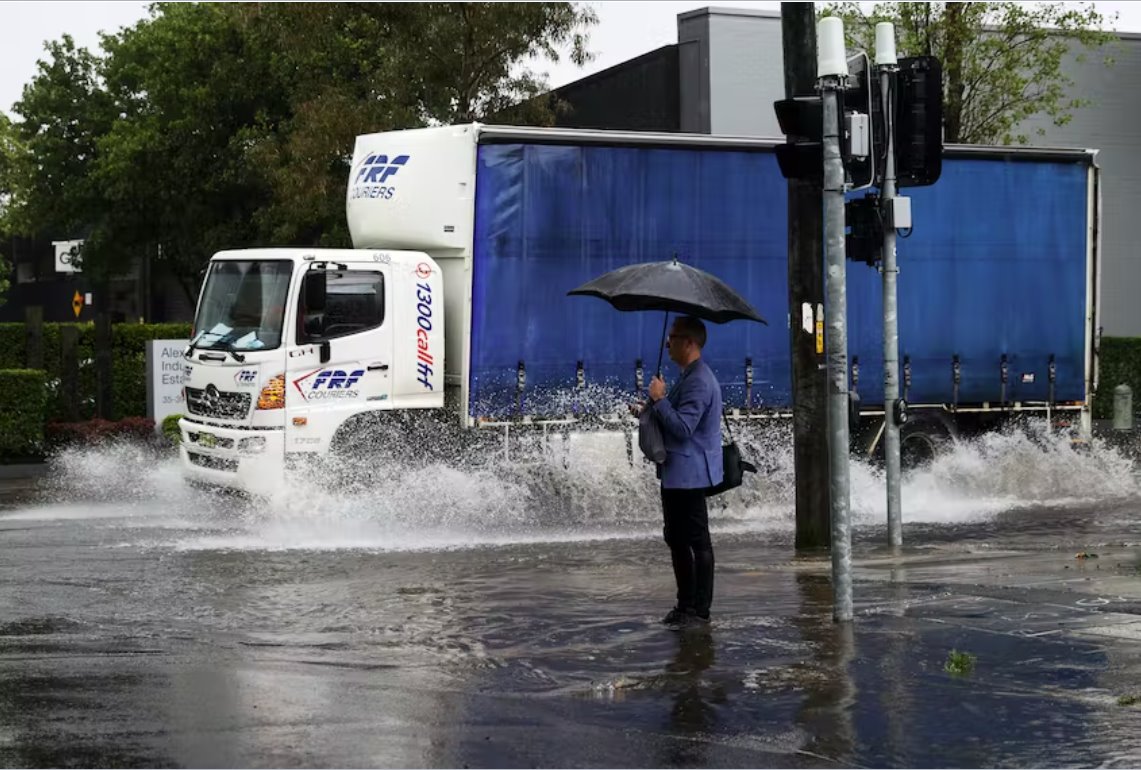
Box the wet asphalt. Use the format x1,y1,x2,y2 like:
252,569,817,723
3,447,1141,768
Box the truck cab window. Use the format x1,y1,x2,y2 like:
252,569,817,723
299,270,386,343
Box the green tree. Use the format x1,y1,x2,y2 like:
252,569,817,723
4,35,116,274
237,2,597,245
2,2,597,298
227,2,424,246
97,2,290,297
0,112,17,214
392,2,596,124
0,113,18,304
822,1,1117,144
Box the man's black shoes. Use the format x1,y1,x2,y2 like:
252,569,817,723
661,607,711,628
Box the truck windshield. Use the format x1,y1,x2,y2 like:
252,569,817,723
192,260,293,352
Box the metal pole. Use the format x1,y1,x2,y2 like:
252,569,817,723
877,24,903,548
819,14,853,622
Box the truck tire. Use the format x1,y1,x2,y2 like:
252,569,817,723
329,410,459,474
898,414,955,470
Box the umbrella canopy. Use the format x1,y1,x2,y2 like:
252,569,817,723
567,258,767,325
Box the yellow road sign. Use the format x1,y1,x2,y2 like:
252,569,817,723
72,290,83,318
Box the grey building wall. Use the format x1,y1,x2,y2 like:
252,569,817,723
677,7,784,136
677,11,711,133
705,8,785,136
1015,35,1141,337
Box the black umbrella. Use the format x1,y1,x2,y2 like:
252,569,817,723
568,257,766,376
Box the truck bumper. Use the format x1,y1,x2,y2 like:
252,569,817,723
178,418,286,496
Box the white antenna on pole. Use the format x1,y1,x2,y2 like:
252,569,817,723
817,17,849,78
875,21,898,66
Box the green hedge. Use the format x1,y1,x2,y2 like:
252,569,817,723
0,370,48,459
1094,337,1141,420
0,322,192,421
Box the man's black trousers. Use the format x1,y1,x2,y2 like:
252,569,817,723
661,486,714,618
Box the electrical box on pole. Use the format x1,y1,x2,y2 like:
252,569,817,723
843,52,881,190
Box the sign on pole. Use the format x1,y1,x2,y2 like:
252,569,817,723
53,240,84,273
146,339,189,432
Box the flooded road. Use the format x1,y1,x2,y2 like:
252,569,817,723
3,426,1141,767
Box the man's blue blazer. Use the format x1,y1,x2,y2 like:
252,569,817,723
652,358,724,490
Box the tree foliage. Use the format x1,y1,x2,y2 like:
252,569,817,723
3,36,116,263
1,2,596,297
0,113,19,304
97,2,289,294
822,2,1117,144
235,2,596,244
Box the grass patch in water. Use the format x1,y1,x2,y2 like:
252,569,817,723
944,649,977,676
1118,694,1139,706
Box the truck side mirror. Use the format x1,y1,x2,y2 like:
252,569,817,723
303,271,327,340
305,271,327,313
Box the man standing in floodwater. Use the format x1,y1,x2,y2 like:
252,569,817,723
634,315,724,629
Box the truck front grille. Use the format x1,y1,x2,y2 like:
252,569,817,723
187,451,239,473
185,386,252,420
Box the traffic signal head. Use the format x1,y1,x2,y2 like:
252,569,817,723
896,56,943,188
774,96,824,182
846,194,883,266
773,53,877,185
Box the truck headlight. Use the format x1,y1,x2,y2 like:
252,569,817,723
257,374,285,410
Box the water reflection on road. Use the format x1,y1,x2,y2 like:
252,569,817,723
0,428,1140,767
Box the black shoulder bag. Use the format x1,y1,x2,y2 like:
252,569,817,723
705,412,758,497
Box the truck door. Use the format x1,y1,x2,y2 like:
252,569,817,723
285,266,393,453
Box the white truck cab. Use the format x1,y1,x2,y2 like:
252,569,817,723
178,248,444,493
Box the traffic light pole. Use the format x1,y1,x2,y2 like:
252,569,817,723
820,17,853,623
877,25,904,548
781,2,831,551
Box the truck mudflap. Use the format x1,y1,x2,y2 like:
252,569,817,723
178,418,287,495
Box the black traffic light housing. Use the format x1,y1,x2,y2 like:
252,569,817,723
773,54,875,186
895,56,943,188
773,89,868,184
846,194,883,265
773,54,943,189
773,96,826,183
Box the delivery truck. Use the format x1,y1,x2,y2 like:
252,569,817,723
177,123,1100,493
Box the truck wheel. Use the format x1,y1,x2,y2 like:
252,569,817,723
329,410,460,474
898,415,955,470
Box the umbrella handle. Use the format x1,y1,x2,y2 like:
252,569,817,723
655,311,668,379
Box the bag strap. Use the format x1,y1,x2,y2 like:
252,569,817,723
720,409,736,442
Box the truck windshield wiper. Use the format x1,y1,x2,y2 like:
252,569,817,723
193,339,246,363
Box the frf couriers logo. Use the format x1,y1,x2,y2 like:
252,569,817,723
349,153,409,200
292,368,365,400
234,369,258,386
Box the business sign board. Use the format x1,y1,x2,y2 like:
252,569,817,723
146,339,189,431
53,240,84,273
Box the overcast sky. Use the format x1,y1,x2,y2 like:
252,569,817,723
2,1,1139,118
